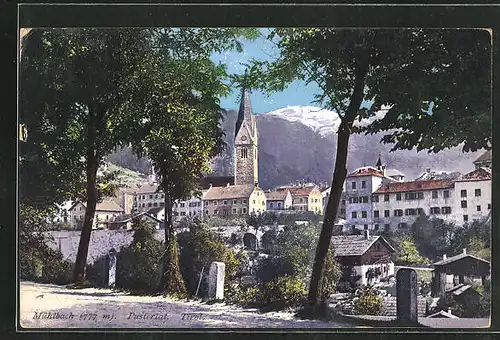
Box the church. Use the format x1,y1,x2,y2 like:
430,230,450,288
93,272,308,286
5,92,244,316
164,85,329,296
201,87,267,217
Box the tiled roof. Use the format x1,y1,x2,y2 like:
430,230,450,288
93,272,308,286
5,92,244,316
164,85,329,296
374,179,455,193
330,235,395,257
134,183,160,194
457,167,492,181
474,150,492,164
71,200,124,212
348,166,385,178
147,207,164,215
203,184,257,200
433,253,490,266
280,186,319,197
109,212,160,224
200,176,235,190
265,190,289,201
446,284,480,297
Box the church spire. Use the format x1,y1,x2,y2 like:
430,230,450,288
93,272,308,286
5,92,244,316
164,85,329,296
375,153,383,169
235,85,253,139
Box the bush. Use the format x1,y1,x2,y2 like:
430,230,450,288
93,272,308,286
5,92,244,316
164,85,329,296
177,220,240,297
225,282,261,307
116,220,163,294
320,249,341,300
352,285,383,315
259,276,307,310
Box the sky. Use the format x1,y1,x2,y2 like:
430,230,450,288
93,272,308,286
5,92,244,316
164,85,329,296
210,30,321,114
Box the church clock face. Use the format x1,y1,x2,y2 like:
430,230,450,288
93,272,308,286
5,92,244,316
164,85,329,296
241,136,247,141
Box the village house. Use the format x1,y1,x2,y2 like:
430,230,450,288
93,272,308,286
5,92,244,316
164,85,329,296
372,178,456,231
431,249,490,297
69,200,124,229
265,189,293,211
451,167,491,224
332,230,396,288
344,157,402,232
321,186,346,219
275,185,323,214
106,212,162,230
173,194,205,221
132,183,165,213
202,184,267,217
473,149,492,169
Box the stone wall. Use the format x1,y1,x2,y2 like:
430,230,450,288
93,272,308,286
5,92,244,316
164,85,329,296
379,296,427,317
43,230,165,264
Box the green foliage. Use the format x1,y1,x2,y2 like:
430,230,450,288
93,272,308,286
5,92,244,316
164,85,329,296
352,285,383,316
391,236,430,265
260,276,307,310
116,220,164,294
177,220,240,296
320,249,341,300
19,205,73,285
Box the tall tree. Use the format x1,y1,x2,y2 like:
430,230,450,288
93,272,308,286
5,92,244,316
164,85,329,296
246,28,490,307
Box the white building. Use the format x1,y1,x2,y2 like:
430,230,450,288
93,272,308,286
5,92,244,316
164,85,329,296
344,163,400,232
265,189,293,211
451,167,492,224
132,183,165,213
173,193,206,222
69,200,124,229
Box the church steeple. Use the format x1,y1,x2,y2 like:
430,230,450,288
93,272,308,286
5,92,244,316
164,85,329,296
375,153,383,170
234,83,258,186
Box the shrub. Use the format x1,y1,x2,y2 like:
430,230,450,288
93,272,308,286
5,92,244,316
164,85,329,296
352,285,383,315
260,276,307,310
320,249,341,300
225,282,261,307
177,220,240,297
116,220,163,294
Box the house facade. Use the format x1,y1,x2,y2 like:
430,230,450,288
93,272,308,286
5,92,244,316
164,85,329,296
451,167,492,224
332,231,396,288
69,200,124,229
132,183,165,213
202,184,266,217
282,185,324,214
473,150,492,169
173,193,206,221
265,189,293,211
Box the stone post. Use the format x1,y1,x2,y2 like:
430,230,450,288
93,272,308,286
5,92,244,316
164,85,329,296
107,248,117,287
396,268,418,324
208,262,225,300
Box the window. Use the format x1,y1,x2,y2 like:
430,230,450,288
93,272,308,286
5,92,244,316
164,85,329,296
488,204,491,210
417,208,424,215
340,208,346,215
299,198,303,203
142,195,146,199
396,193,402,201
461,200,467,208
351,182,357,190
232,208,237,214
269,202,274,208
243,199,247,204
214,201,218,206
430,207,441,215
253,200,256,204
461,189,467,197
150,195,153,199
372,195,379,202
153,202,158,207
205,210,209,215
475,189,482,197
232,199,237,204
180,212,186,216
262,201,265,206
477,205,481,212
405,192,424,200
142,203,145,207
442,206,452,214
223,200,228,205
241,148,248,158
214,210,218,215
349,197,359,204
361,196,369,203
242,208,247,214
362,211,367,218
361,181,366,189
161,194,164,198
443,190,450,198
463,215,469,222
154,194,158,199
384,194,390,202
432,191,438,199
352,211,358,219
148,203,152,207
384,210,390,217
277,202,282,208
364,224,368,230
384,224,390,231
79,206,82,211
394,209,403,217
342,199,346,205
405,208,416,216
374,224,380,231
315,198,318,203
374,210,380,218
205,201,210,206
198,202,202,207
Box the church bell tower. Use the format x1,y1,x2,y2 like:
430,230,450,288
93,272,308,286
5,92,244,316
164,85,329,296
234,87,258,186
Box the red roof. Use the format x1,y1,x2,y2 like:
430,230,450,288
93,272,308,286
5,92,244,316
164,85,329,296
348,166,385,178
375,179,455,193
278,186,319,197
457,168,491,181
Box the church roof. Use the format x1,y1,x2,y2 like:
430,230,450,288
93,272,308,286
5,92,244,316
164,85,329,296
203,184,259,200
235,87,254,138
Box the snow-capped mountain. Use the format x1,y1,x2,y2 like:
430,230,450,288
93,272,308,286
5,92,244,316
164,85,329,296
265,106,342,137
265,105,389,137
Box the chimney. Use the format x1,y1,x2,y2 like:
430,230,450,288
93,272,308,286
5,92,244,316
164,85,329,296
463,248,467,255
426,168,431,173
448,308,452,315
443,254,447,261
364,229,370,239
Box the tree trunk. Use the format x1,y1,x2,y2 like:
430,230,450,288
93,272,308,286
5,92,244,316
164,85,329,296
73,109,100,283
307,60,369,308
163,193,187,296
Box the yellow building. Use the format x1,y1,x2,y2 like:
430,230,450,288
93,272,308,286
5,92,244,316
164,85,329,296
286,185,324,215
202,184,266,217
